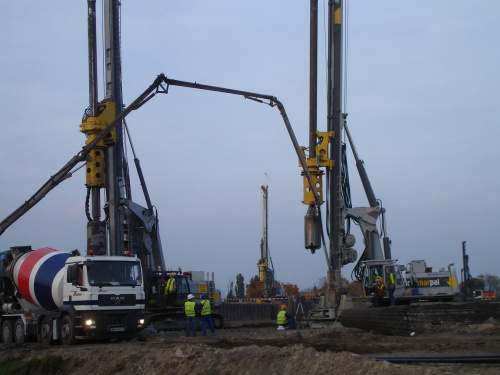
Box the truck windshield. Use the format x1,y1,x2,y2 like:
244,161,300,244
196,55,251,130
87,261,142,287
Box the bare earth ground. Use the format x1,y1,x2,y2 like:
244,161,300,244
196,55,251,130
0,322,499,375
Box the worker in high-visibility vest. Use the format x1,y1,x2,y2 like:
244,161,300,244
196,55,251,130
276,304,294,330
372,274,383,289
386,268,396,306
200,293,215,335
184,294,197,337
164,272,177,306
372,278,386,307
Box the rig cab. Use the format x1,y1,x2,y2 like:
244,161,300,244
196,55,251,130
361,259,460,305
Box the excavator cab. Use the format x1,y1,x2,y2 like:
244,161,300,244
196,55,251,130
360,260,402,301
146,270,191,309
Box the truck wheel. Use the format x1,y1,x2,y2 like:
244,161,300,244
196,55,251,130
39,317,53,345
1,320,14,345
60,315,76,345
14,319,25,344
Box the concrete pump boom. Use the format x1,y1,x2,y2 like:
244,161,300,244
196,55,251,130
0,74,321,244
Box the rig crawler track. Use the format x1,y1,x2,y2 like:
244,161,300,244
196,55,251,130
339,301,500,335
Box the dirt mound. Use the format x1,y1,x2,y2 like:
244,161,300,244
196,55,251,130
0,342,435,375
0,324,499,374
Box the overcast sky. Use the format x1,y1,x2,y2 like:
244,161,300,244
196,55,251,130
1,1,499,295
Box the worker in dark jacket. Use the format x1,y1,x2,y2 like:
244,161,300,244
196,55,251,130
372,278,386,307
184,294,197,337
200,293,215,335
276,304,294,329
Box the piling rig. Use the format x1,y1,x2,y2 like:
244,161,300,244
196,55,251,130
300,0,393,322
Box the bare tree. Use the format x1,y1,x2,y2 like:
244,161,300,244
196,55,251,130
477,274,500,291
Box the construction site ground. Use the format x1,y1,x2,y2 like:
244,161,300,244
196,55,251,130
0,320,499,375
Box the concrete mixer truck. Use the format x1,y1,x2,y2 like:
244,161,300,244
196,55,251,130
0,246,145,345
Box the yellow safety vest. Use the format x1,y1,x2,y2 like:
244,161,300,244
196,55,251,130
201,300,211,315
277,310,288,325
165,278,175,293
185,301,196,317
387,272,395,288
376,282,386,295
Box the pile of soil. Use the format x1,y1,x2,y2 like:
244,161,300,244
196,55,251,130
0,322,499,374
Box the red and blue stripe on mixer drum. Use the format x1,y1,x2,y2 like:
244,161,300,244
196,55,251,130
12,247,71,311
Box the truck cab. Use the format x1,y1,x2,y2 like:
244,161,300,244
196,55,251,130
58,256,146,342
67,256,144,308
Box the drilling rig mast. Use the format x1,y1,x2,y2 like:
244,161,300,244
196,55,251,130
302,0,391,322
258,185,275,298
81,0,165,277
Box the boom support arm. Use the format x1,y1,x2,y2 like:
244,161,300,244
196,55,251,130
0,75,165,236
0,74,320,236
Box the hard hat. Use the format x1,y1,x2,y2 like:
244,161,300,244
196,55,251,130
170,272,175,277
281,304,287,309
201,293,207,299
187,294,194,300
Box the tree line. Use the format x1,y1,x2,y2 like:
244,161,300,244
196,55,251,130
225,273,500,300
226,273,299,299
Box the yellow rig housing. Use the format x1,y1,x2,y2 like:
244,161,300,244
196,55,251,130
300,131,335,205
258,258,268,283
79,102,117,187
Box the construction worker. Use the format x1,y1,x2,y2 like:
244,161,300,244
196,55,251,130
386,268,396,306
372,274,383,287
164,272,177,306
276,304,294,330
372,278,386,307
184,294,197,337
200,293,215,335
